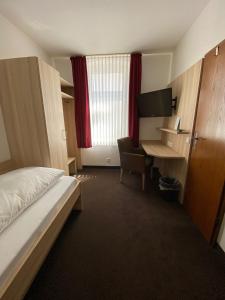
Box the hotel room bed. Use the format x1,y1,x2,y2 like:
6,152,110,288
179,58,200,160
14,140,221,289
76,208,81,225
0,165,81,300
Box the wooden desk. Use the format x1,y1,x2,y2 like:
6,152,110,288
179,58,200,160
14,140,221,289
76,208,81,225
141,140,184,159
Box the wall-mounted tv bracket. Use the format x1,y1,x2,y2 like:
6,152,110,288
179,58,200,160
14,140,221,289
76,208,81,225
172,97,177,111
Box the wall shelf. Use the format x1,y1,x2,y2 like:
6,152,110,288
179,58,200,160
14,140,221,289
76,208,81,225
67,156,77,175
159,128,190,135
60,77,73,87
60,73,81,171
61,91,73,100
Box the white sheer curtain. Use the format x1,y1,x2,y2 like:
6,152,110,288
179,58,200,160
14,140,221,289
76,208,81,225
86,54,130,146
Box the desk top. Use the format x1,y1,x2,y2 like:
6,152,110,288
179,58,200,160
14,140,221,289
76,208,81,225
141,140,184,159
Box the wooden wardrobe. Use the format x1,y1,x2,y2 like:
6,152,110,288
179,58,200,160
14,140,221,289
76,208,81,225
0,57,80,175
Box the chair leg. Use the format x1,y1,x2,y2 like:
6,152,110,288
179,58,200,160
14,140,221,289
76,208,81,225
142,173,145,191
120,168,124,183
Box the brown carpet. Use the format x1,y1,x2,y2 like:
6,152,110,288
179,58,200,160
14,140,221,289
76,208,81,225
25,168,225,300
73,174,96,183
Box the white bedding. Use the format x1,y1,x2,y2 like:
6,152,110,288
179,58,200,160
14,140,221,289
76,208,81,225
0,167,64,233
0,175,78,286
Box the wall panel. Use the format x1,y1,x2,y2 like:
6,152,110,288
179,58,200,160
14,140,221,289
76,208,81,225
160,60,203,201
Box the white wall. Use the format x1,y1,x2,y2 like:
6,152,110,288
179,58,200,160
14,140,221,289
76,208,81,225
80,145,120,167
0,13,51,163
54,53,172,166
0,13,50,63
172,0,225,79
52,58,72,82
140,53,172,141
171,0,225,251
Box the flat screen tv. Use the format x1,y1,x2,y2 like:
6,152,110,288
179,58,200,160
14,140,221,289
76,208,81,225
137,88,172,117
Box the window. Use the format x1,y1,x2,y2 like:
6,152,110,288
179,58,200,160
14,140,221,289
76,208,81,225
86,55,130,146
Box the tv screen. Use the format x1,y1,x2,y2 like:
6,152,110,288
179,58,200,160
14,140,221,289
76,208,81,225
137,88,172,117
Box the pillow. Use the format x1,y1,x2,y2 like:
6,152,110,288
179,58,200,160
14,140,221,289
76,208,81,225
0,167,64,234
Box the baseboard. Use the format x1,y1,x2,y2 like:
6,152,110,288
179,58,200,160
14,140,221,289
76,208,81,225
82,165,120,169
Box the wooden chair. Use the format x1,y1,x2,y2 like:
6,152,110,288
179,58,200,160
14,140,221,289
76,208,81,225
117,137,151,191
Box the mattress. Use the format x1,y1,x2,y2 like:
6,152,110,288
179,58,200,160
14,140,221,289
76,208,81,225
0,175,78,287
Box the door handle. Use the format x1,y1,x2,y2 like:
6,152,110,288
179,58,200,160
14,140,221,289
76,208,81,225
192,132,206,150
194,136,206,141
193,132,206,141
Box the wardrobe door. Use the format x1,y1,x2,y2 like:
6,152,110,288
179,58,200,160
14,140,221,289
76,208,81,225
38,59,68,174
0,57,50,168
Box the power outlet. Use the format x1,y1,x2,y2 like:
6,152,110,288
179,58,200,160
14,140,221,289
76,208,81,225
106,157,111,164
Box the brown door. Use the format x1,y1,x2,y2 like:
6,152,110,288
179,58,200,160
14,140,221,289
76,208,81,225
184,41,225,242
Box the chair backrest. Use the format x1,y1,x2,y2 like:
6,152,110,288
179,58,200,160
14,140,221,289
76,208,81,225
117,137,133,155
117,137,145,173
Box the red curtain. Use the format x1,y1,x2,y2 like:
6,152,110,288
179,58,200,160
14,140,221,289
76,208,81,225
128,53,142,146
70,56,92,148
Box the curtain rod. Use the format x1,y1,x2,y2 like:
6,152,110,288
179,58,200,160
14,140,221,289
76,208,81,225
86,52,172,57
53,52,173,59
86,53,130,57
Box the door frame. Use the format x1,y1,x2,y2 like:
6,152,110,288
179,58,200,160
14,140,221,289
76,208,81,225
184,40,225,244
183,59,204,205
211,183,225,246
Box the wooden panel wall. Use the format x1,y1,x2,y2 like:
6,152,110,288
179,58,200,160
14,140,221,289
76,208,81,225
160,60,203,201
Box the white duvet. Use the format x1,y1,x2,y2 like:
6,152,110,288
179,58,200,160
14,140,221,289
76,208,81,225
0,167,64,234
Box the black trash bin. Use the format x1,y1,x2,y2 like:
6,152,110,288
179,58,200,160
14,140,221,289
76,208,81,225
159,176,180,201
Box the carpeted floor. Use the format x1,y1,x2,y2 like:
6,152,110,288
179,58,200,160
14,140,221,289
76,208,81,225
25,168,225,300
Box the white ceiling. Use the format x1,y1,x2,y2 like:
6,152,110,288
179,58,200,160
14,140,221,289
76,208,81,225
0,0,210,56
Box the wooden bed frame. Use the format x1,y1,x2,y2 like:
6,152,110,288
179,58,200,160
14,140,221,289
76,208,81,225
0,160,82,300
